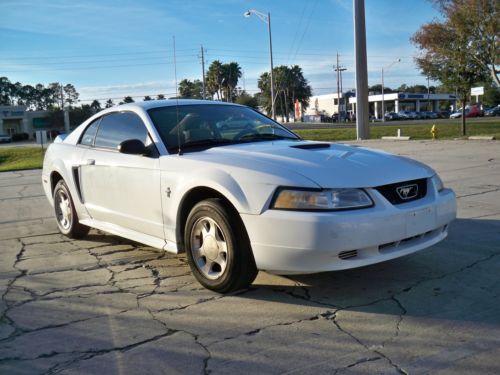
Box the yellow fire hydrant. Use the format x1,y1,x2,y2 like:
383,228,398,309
431,124,437,140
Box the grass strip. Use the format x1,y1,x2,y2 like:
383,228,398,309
0,147,46,172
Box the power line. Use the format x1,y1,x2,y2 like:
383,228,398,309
0,48,198,61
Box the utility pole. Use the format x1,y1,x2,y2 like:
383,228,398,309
340,68,347,121
353,0,369,139
334,53,347,121
336,52,340,121
200,45,206,100
60,84,70,133
60,85,64,109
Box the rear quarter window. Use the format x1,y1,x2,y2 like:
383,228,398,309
79,118,101,146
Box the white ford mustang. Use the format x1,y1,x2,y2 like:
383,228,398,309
42,100,456,292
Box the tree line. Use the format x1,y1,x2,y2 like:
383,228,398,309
0,77,79,110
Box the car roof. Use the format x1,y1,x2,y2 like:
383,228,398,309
115,99,244,111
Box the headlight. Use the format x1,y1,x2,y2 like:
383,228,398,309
431,174,444,192
272,188,373,211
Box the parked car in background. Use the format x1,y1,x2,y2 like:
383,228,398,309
484,106,500,117
397,111,410,120
42,100,456,293
384,112,400,121
450,105,482,119
0,134,12,143
425,111,438,119
437,111,451,119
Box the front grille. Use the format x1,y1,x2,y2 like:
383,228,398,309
374,178,427,205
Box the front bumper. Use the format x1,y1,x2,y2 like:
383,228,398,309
241,186,456,274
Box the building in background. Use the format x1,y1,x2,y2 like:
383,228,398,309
305,92,458,121
349,93,458,118
0,106,51,139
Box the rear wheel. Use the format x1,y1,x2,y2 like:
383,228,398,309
185,199,257,293
53,180,89,239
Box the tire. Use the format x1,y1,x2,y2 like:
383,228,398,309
53,180,90,239
184,198,258,293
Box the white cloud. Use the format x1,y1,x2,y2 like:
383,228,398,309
78,80,178,102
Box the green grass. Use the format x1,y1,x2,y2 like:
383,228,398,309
294,120,500,141
0,147,46,172
0,120,498,173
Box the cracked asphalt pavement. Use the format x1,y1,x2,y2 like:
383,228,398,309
1,140,499,374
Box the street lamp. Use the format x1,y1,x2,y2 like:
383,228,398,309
244,9,275,120
381,58,401,122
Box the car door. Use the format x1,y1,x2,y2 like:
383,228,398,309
79,111,164,239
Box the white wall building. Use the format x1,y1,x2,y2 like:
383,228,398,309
349,92,458,118
304,92,458,120
305,93,347,116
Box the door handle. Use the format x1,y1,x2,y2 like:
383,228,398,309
86,159,95,165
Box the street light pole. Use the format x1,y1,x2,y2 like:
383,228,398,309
381,67,385,122
381,58,401,122
244,9,276,120
267,12,276,121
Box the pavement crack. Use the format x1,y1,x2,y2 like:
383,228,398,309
38,331,177,373
332,356,382,375
0,239,27,340
456,186,500,199
391,296,406,339
331,312,408,375
210,313,324,346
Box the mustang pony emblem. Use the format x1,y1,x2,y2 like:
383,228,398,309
396,184,418,200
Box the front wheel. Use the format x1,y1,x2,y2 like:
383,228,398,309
53,180,89,239
185,199,257,293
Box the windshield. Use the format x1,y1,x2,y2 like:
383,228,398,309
147,104,299,153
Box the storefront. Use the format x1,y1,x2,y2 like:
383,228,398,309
0,106,50,139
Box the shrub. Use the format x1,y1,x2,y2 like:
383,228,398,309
11,133,29,141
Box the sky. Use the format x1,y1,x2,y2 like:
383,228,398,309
0,0,442,104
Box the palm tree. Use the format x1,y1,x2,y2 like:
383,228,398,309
206,60,224,100
258,65,311,121
222,62,242,102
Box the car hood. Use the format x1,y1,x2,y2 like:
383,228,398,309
186,141,435,188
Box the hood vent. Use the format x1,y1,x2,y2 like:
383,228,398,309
291,143,331,150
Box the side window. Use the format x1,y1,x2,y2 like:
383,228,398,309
94,112,150,149
79,118,101,146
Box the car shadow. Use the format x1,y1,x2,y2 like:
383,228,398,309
244,217,500,325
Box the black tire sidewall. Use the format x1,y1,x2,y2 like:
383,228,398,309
54,180,74,235
185,199,253,293
53,180,88,238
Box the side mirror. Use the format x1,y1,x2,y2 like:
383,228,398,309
118,139,147,155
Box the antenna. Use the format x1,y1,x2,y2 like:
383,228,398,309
173,36,182,155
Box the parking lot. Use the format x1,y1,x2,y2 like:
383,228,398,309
0,139,499,374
